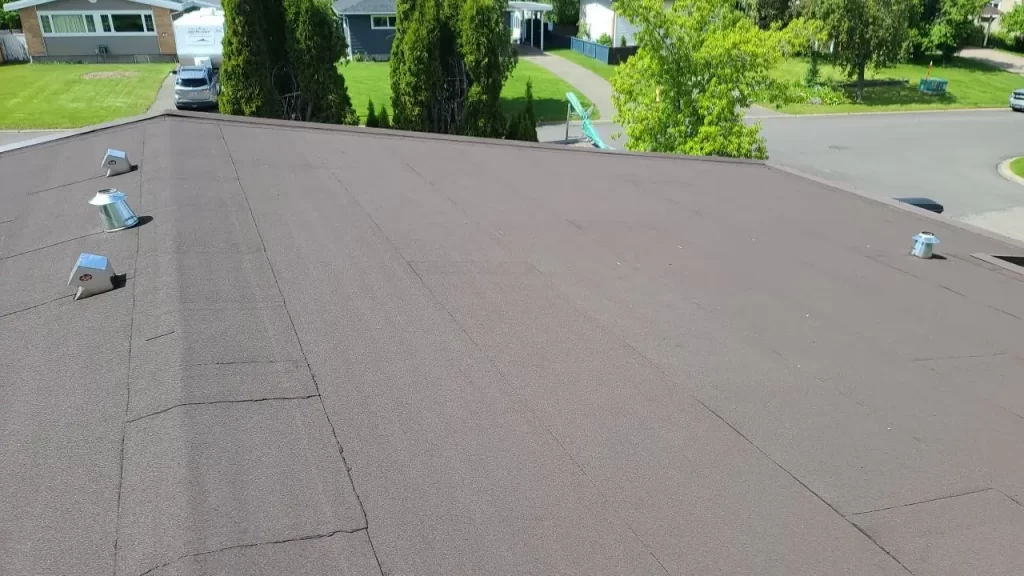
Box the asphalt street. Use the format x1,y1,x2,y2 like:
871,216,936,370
539,109,1024,222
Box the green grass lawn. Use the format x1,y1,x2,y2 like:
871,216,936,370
0,63,174,129
1011,156,1024,179
547,48,617,82
767,57,1024,114
340,59,595,123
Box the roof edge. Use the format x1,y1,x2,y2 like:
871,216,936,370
160,109,767,168
3,0,181,11
767,161,1024,252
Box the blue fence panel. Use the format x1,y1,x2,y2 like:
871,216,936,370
595,44,609,64
570,36,584,54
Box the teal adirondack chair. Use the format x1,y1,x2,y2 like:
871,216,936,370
565,92,611,150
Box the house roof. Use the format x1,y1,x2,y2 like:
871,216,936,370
2,0,182,11
333,0,551,14
332,0,395,15
4,111,1024,576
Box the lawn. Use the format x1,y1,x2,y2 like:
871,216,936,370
767,57,1024,114
340,59,595,123
1011,156,1024,179
547,48,617,82
0,63,174,130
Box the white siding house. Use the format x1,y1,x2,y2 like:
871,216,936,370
578,0,669,46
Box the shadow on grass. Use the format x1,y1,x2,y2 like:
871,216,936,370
841,84,959,107
501,96,578,122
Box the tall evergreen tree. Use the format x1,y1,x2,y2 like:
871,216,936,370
390,0,444,131
261,0,289,73
459,0,516,137
283,0,355,123
219,0,279,117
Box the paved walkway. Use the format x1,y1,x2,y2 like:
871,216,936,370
960,48,1024,74
520,49,616,120
148,72,177,114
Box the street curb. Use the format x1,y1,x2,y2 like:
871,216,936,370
997,157,1024,186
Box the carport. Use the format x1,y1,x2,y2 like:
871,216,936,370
509,1,552,51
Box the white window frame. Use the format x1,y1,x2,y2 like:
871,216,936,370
37,10,157,37
370,15,396,29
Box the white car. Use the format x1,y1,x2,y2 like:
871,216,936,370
1011,89,1024,112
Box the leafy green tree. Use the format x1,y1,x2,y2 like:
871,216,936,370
283,0,355,123
551,0,579,26
220,0,279,117
928,0,987,60
460,0,517,136
1000,2,1024,37
365,100,379,127
611,0,785,159
390,0,443,131
814,0,914,101
744,0,794,29
0,10,21,30
379,106,392,128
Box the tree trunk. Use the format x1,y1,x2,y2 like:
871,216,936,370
856,63,866,103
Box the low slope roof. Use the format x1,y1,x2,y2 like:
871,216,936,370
3,112,1024,576
333,0,396,15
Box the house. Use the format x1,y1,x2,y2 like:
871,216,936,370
4,110,1024,576
333,0,552,60
578,0,668,46
0,0,180,62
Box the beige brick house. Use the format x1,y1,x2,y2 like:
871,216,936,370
1,0,180,62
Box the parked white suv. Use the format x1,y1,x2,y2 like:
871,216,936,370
173,66,220,110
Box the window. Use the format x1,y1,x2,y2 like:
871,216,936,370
110,14,145,32
370,15,396,29
38,12,156,36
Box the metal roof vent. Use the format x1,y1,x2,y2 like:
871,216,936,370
89,189,139,232
68,253,115,300
101,149,132,177
911,232,939,259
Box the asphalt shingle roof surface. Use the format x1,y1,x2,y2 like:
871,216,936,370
2,113,1024,576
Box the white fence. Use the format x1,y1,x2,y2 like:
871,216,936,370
0,31,29,63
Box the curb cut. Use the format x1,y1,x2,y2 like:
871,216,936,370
997,157,1024,186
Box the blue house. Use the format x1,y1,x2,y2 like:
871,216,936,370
334,0,552,61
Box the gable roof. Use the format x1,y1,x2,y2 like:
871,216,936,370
333,0,395,14
5,111,1024,576
3,0,183,11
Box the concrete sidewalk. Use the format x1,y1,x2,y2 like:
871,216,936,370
521,51,616,120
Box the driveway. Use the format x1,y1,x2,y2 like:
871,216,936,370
960,47,1024,74
540,109,1024,239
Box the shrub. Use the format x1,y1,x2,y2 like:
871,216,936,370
506,79,538,142
620,35,628,47
379,106,392,128
0,11,21,30
365,99,379,127
596,32,613,46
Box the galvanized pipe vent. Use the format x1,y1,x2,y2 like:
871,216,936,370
90,189,139,232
